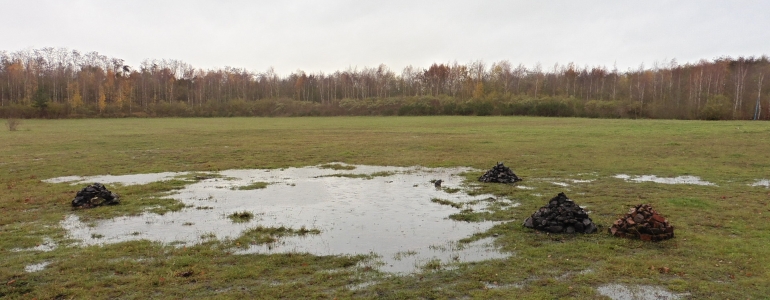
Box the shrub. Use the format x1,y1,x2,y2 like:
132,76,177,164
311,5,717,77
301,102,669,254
6,118,21,131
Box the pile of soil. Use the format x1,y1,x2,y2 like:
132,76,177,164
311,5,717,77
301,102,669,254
523,192,597,234
71,183,120,208
478,162,522,183
609,204,674,241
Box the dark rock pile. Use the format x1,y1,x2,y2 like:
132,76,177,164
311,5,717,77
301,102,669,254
523,192,597,234
71,183,120,208
609,204,674,241
478,162,522,183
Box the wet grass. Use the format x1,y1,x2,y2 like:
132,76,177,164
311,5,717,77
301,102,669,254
431,198,464,209
1,117,769,298
441,187,462,193
318,163,357,170
232,181,270,190
316,171,395,180
231,226,321,248
228,211,255,223
667,197,712,208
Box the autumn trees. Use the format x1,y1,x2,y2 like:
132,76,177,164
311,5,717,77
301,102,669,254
0,47,768,119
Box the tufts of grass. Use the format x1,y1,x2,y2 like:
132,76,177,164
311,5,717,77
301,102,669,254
430,198,463,209
442,187,462,193
316,171,395,180
231,225,321,248
667,197,712,208
232,181,270,190
228,211,255,223
449,209,484,222
318,163,357,170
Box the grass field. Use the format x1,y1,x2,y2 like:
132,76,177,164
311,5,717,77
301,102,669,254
1,116,769,299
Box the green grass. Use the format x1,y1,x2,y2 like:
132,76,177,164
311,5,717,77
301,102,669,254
431,198,464,209
231,226,321,248
667,197,712,208
228,211,255,223
1,116,769,299
318,163,357,170
232,181,270,190
316,171,395,180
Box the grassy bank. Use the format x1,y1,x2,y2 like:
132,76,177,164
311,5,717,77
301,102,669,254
1,117,769,299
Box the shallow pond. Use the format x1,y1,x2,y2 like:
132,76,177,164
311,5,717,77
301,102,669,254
25,261,51,273
597,283,685,300
43,172,188,185
54,164,512,273
614,174,715,186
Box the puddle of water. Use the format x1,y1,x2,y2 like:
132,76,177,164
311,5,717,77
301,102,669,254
597,284,684,300
750,179,770,188
570,179,595,184
557,268,594,280
483,281,523,289
614,174,715,186
11,237,57,252
348,280,379,291
244,236,507,274
44,172,189,186
25,261,51,273
58,164,511,273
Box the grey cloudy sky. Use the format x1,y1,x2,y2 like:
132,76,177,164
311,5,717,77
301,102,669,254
2,0,768,74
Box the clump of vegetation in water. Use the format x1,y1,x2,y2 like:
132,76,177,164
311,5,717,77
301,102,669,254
317,171,395,180
232,182,270,190
318,163,356,170
231,225,321,247
228,211,255,223
431,198,463,209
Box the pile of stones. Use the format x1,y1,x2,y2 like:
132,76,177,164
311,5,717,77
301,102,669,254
478,162,522,183
523,192,597,234
71,183,120,208
609,204,674,241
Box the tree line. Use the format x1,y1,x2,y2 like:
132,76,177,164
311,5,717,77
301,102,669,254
1,47,768,120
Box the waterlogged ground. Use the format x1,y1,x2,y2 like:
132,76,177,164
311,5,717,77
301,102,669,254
46,167,744,276
8,117,770,298
596,283,687,300
51,164,513,273
613,174,716,186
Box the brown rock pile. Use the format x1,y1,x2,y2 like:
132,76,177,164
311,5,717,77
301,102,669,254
609,204,674,241
523,192,597,234
478,162,522,183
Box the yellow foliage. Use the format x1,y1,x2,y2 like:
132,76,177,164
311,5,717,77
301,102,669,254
98,90,106,112
473,82,485,99
69,82,83,108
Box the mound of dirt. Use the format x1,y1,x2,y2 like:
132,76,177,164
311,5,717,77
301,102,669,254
71,183,120,208
609,204,674,241
523,192,597,234
478,162,522,183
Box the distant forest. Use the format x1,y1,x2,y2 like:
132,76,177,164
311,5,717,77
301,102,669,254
1,47,768,120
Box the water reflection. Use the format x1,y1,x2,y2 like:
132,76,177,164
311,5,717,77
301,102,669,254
56,164,512,273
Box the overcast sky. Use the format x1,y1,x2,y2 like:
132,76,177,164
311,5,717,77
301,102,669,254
2,0,768,75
